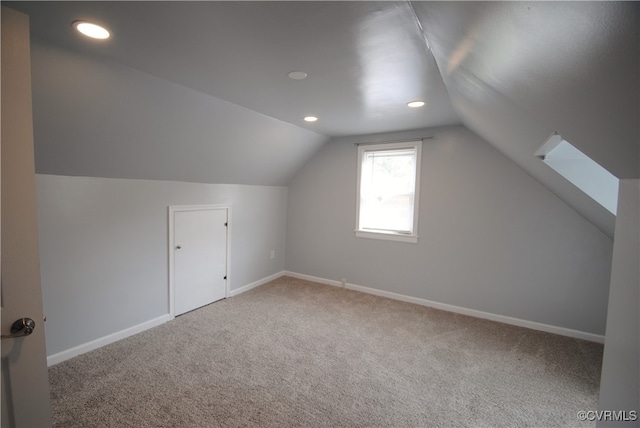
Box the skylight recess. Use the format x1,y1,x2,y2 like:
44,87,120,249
537,133,619,215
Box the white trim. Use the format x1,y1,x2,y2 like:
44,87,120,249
355,140,422,243
168,204,232,317
45,271,284,367
355,230,418,244
283,271,343,287
283,271,605,344
45,271,604,367
229,271,286,297
46,314,172,366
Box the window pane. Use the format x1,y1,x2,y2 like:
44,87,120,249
359,149,416,233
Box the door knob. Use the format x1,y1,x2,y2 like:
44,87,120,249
176,245,182,249
1,318,36,339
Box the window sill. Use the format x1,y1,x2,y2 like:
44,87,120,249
355,230,418,244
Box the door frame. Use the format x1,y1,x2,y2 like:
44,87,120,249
168,204,231,318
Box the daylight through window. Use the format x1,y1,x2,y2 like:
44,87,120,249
537,133,619,215
356,141,421,243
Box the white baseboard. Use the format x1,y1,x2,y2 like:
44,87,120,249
283,271,342,287
229,271,286,297
283,271,605,344
47,314,172,366
47,270,603,367
47,272,287,367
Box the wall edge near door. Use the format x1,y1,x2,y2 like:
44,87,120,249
46,314,173,367
282,271,605,344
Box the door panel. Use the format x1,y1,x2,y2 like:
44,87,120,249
174,209,228,316
1,6,52,427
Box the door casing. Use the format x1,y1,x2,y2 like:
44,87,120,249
168,204,231,318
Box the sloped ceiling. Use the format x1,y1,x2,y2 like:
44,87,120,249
413,1,639,237
7,1,460,136
5,1,638,237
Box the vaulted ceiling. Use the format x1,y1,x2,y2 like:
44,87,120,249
5,1,639,237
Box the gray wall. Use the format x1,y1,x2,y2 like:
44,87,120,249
286,125,613,335
598,179,639,426
36,174,287,356
29,39,327,186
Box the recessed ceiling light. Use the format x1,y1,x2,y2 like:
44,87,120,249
288,71,308,80
73,21,110,40
304,116,318,122
407,101,425,108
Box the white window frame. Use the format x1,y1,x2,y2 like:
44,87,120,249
355,140,422,243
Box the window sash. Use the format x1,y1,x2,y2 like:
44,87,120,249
355,141,421,243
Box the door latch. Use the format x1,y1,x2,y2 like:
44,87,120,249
1,318,36,339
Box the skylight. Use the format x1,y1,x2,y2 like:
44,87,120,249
537,133,619,214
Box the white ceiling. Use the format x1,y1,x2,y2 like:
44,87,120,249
7,1,461,136
5,1,639,238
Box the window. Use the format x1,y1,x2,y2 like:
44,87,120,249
355,141,422,243
537,133,619,214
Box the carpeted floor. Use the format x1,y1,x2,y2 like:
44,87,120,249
49,276,603,427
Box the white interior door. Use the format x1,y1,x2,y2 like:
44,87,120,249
1,6,52,427
173,208,228,316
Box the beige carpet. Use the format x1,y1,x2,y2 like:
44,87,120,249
49,276,602,427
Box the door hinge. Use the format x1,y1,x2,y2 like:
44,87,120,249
223,276,227,280
224,222,228,227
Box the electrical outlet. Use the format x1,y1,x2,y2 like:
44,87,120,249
270,250,275,260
